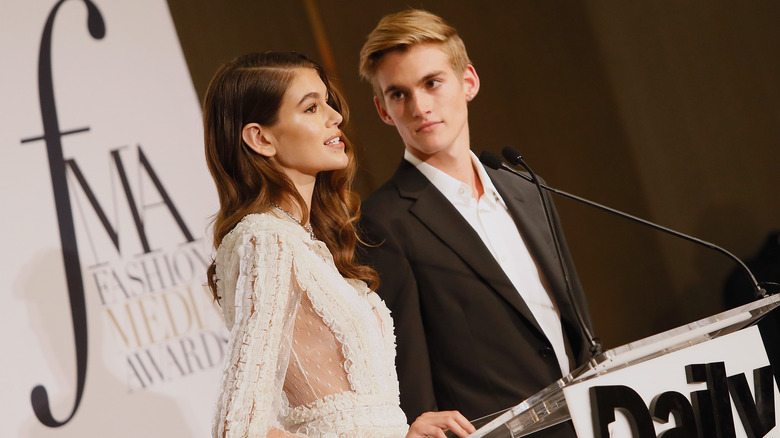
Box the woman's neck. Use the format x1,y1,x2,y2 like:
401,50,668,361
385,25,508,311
279,181,314,225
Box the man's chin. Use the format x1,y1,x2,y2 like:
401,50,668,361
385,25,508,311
406,144,444,160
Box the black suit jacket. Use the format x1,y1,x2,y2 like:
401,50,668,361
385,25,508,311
359,159,592,436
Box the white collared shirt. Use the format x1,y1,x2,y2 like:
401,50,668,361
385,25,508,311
405,149,570,376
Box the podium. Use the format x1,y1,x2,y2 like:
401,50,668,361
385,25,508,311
467,294,780,437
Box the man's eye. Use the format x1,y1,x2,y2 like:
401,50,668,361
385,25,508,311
427,79,441,88
390,91,405,101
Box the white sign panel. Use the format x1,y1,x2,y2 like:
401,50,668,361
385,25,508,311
1,1,223,436
563,326,779,437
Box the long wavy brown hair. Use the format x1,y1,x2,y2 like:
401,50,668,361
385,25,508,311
203,52,378,300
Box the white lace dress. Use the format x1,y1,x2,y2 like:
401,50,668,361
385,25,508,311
213,212,409,437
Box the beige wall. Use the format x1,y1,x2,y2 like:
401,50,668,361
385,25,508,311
168,0,780,348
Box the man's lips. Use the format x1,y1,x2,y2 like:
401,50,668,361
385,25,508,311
415,121,442,133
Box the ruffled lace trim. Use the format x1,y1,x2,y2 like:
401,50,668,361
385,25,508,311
287,228,398,396
215,216,300,436
213,213,405,438
285,392,408,437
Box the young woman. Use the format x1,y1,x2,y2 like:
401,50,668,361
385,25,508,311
203,52,475,438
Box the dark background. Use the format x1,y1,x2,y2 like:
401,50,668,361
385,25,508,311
167,0,780,349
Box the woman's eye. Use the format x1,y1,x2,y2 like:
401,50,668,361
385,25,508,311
305,104,317,113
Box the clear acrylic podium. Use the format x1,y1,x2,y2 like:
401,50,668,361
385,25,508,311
465,294,780,438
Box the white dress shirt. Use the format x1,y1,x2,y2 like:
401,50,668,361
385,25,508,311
405,149,570,376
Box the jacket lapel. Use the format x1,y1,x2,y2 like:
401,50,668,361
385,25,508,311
390,161,546,336
489,168,581,340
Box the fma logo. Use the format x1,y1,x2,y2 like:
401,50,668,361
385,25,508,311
21,0,224,427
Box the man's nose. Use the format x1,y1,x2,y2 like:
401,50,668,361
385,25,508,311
410,92,432,117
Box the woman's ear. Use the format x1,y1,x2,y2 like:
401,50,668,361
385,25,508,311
242,123,276,157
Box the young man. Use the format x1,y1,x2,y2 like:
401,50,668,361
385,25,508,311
358,9,592,437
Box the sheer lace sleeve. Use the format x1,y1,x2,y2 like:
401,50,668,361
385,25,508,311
214,226,305,438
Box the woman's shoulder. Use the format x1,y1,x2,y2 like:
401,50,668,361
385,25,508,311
231,211,280,233
218,212,302,253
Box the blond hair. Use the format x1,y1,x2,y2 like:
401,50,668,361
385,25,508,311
359,9,471,100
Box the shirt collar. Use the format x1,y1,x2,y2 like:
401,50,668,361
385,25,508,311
403,149,506,208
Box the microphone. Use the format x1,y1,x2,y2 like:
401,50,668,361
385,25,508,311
482,150,601,357
481,148,768,302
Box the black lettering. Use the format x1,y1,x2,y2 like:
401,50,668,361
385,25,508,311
108,146,195,254
111,269,132,300
162,251,178,288
127,355,148,390
111,147,150,252
65,158,120,252
124,259,149,297
91,266,133,305
27,0,104,428
649,391,697,438
137,147,195,244
139,254,168,293
179,336,204,373
686,362,736,438
92,268,112,305
132,350,166,386
727,366,776,437
590,385,656,438
165,345,187,377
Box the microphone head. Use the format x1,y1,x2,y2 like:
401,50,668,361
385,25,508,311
502,146,523,165
479,151,504,170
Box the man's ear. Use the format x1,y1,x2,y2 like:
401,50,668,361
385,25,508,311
242,123,276,157
463,64,480,101
374,96,396,126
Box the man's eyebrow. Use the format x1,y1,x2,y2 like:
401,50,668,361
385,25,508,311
382,71,446,95
421,71,446,82
383,84,404,95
